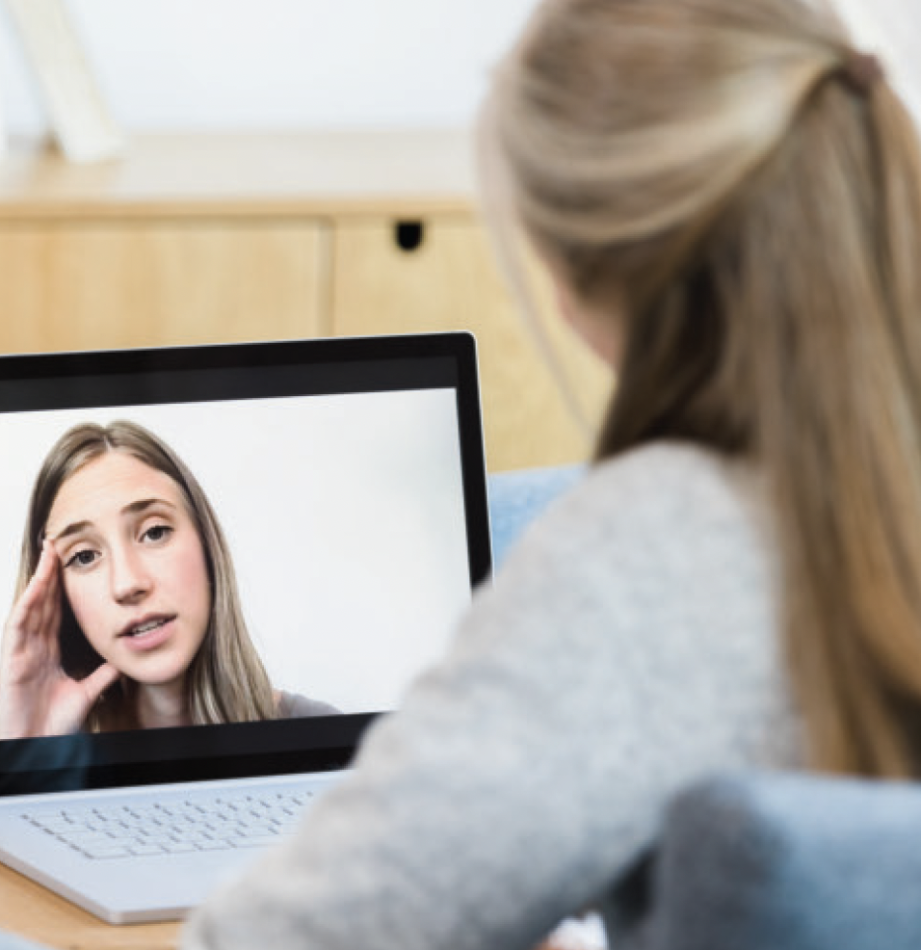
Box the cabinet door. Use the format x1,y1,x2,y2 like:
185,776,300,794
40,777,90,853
332,219,611,472
0,222,327,353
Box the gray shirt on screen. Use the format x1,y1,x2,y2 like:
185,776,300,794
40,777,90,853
182,442,805,950
276,691,340,719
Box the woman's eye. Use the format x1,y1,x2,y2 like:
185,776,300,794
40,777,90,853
65,549,98,569
142,524,173,543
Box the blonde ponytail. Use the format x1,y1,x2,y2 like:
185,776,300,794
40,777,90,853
483,0,921,775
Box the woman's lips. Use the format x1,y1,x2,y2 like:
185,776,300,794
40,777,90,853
118,616,175,652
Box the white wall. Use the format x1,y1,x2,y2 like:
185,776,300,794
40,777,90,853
0,1,916,137
836,0,921,123
0,0,539,134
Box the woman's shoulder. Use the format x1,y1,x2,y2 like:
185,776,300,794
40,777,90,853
466,441,793,758
503,440,769,568
585,439,760,511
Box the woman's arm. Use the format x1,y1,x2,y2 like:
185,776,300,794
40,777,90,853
182,448,799,950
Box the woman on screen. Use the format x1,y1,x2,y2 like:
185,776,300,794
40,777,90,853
0,420,337,738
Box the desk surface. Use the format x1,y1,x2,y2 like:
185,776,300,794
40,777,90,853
0,860,587,950
0,862,180,950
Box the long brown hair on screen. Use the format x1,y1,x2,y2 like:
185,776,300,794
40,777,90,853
17,420,277,731
481,0,921,776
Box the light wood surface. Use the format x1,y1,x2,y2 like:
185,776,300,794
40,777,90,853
0,860,590,950
0,222,326,353
0,861,180,949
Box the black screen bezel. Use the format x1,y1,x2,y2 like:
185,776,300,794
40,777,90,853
0,332,491,795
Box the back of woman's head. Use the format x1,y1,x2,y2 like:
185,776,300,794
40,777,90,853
483,0,921,776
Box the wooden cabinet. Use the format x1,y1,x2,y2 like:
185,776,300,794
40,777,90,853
0,133,611,470
0,222,325,351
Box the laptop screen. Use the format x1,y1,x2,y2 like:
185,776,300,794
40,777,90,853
0,333,491,794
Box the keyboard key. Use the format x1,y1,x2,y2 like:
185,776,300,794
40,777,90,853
228,835,282,849
130,844,165,856
81,845,131,859
195,840,228,851
161,841,197,854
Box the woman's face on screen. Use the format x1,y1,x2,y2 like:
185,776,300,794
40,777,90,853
46,451,212,688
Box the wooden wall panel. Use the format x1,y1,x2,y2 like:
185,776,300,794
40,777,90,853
0,222,326,354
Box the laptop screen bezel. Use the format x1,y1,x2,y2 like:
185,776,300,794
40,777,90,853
0,332,491,796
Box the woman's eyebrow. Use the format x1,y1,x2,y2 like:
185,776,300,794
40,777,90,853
47,520,92,543
121,497,177,517
47,498,177,542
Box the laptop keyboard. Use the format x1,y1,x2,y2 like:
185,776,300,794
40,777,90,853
20,788,316,860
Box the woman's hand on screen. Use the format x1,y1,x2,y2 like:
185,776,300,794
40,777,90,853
0,540,118,739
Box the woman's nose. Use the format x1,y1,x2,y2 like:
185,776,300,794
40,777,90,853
110,547,152,603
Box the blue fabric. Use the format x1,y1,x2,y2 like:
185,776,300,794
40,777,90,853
487,465,583,568
649,771,921,950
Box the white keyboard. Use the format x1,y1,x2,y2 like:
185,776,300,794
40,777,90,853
21,788,315,860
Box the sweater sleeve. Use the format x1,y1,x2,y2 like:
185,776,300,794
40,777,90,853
181,446,799,950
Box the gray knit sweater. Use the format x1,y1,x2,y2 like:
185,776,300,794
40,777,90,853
182,442,805,950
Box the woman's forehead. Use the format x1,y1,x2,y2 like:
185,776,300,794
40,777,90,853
47,452,183,532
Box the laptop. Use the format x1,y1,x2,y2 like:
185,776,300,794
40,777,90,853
0,332,492,923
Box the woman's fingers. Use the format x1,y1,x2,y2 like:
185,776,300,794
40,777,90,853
39,664,120,738
10,541,61,640
82,663,120,706
2,542,64,688
35,542,61,633
12,541,54,613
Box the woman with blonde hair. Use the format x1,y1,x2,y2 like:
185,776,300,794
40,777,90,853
181,0,921,947
0,420,337,737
